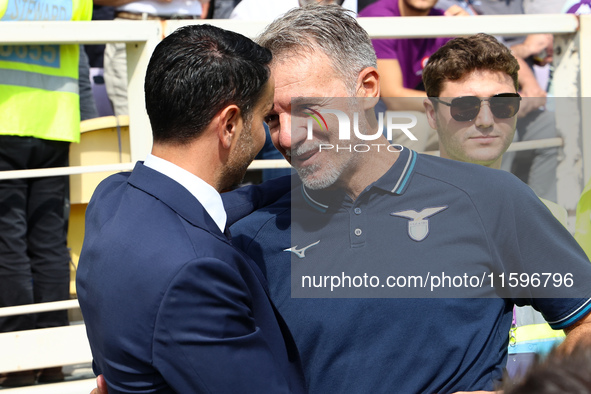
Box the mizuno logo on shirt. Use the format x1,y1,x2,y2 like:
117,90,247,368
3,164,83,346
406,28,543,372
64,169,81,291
284,240,320,259
390,206,448,241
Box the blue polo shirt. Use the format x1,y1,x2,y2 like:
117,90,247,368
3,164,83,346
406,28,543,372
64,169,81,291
231,148,591,393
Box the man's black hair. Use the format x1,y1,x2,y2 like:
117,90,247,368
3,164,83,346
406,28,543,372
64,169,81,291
145,24,272,144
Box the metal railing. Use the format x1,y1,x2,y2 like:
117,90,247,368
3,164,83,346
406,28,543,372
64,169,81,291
0,15,588,181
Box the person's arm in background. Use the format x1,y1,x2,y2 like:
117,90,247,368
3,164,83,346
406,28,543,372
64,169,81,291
561,311,591,353
377,5,469,112
511,33,553,63
91,375,107,394
443,4,471,15
377,58,427,112
511,35,552,117
200,0,210,18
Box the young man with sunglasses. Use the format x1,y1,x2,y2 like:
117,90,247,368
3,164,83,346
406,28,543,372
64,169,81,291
423,33,522,170
423,33,571,379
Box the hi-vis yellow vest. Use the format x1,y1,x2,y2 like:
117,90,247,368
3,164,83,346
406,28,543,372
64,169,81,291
0,0,92,143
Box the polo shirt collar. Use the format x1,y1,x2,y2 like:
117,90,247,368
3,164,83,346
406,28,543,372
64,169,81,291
301,148,418,212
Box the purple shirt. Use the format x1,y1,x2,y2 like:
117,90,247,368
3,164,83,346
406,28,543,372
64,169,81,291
564,0,591,14
359,0,452,90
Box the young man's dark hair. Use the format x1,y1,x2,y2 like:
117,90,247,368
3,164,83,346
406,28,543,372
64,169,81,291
145,24,273,144
422,33,520,98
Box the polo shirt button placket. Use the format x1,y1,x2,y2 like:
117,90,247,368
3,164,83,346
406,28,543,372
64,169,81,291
350,204,366,246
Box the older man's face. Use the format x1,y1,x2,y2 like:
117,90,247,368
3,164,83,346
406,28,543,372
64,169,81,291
264,50,364,190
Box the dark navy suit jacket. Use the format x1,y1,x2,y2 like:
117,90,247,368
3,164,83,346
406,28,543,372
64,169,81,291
76,163,305,393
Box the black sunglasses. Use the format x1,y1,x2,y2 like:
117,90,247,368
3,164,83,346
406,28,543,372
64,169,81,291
431,93,521,122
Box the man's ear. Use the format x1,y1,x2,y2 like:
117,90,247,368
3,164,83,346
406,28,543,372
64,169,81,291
357,67,380,109
217,104,242,150
423,98,438,130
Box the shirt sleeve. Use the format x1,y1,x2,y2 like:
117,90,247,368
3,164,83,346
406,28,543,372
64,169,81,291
479,172,591,330
222,175,291,226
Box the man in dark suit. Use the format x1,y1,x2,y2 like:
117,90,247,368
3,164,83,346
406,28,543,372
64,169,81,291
76,24,306,393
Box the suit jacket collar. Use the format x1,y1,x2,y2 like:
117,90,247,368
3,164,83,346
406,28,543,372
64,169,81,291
128,162,275,296
128,162,228,242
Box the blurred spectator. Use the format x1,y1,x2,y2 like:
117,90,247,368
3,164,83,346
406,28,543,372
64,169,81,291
230,0,356,20
562,0,591,14
85,4,116,116
566,2,591,258
433,0,475,14
524,0,566,14
97,0,210,116
358,0,468,151
358,0,378,12
575,177,591,259
85,5,115,68
207,0,240,18
0,0,93,387
79,47,100,121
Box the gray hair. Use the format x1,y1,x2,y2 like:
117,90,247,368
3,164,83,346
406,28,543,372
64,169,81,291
256,4,377,94
298,0,345,5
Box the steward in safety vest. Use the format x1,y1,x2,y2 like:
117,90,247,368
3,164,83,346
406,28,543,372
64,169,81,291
0,0,92,143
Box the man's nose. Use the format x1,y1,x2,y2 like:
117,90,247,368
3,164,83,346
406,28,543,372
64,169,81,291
475,101,494,129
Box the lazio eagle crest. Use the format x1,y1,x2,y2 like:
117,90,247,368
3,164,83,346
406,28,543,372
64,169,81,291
390,206,448,241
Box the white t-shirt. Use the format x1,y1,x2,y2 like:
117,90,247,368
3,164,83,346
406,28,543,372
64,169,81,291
230,0,357,21
118,0,203,17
